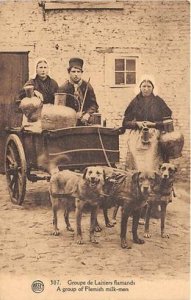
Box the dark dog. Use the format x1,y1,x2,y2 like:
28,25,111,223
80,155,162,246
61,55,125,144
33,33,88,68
49,166,106,244
144,163,177,238
101,168,157,249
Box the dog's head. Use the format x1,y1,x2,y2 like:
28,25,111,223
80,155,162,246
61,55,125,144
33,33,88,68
159,163,177,180
132,171,158,197
83,166,106,188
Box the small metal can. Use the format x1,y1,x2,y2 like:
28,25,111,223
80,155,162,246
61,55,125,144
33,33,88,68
141,126,150,144
163,119,174,132
24,85,34,98
92,113,102,125
102,119,107,127
54,93,67,105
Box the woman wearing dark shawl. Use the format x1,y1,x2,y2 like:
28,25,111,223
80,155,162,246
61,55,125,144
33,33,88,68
122,77,172,171
18,59,58,104
122,77,172,221
18,59,58,129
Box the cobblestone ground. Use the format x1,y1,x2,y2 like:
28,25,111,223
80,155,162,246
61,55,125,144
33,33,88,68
0,174,190,300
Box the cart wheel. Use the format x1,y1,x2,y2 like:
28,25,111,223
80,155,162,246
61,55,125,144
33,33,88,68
5,134,27,205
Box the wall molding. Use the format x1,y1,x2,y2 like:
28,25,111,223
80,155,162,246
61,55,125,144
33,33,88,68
39,1,124,11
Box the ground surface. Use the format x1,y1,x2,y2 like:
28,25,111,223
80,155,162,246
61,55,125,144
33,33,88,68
0,174,190,300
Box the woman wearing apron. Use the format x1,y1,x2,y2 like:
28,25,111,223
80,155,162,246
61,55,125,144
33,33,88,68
122,77,172,221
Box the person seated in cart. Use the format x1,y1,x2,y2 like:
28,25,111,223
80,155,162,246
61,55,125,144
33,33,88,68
18,58,59,104
58,57,99,126
17,59,59,127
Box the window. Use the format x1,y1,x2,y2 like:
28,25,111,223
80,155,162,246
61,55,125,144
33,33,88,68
105,53,138,87
115,58,136,85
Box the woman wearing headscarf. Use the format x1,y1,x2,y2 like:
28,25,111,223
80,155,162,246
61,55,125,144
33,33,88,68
17,59,59,128
121,77,173,222
122,77,172,171
18,59,58,104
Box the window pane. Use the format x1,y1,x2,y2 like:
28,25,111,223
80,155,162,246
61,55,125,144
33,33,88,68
126,59,135,71
115,72,125,85
126,72,136,84
115,59,124,71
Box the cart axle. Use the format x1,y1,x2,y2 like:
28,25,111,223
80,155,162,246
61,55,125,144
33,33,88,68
27,173,51,182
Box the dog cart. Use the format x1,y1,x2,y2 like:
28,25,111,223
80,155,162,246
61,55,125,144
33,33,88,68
4,125,120,205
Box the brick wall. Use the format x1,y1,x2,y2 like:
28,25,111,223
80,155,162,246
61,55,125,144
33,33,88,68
0,0,189,178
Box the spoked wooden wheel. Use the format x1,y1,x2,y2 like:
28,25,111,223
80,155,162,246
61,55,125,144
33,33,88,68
5,134,27,205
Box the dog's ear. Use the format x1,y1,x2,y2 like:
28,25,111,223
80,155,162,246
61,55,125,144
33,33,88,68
132,172,140,184
174,166,177,173
158,164,162,171
103,169,106,183
154,171,161,184
132,172,141,198
83,167,88,179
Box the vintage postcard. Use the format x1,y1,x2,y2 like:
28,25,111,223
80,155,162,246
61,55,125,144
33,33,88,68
0,0,190,299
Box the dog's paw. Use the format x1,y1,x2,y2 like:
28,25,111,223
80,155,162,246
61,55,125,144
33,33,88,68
111,219,117,225
106,222,115,228
76,237,84,244
121,239,132,249
90,237,99,244
52,230,60,236
94,224,102,232
133,238,145,244
66,226,74,232
161,232,170,238
144,232,151,238
138,220,145,225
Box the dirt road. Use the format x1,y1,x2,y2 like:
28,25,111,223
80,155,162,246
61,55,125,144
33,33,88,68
0,174,190,300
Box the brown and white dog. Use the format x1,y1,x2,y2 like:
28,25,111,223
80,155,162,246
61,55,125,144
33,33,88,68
144,163,177,239
100,168,157,249
49,166,106,244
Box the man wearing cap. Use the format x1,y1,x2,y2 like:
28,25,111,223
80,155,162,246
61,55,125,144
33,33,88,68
59,57,99,125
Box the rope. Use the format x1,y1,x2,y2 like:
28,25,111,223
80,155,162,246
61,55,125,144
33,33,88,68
97,127,112,167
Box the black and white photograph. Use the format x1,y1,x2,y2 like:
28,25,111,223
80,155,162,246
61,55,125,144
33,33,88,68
0,0,190,299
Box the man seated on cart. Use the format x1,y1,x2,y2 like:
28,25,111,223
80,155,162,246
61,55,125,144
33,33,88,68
58,57,99,126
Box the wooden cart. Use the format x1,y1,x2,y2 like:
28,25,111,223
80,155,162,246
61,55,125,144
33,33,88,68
4,126,120,205
0,53,120,205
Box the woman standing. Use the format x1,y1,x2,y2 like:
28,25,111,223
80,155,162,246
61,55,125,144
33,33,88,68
122,77,173,221
122,78,172,171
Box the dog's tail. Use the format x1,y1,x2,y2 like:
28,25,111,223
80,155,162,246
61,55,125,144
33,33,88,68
49,154,71,175
37,153,70,175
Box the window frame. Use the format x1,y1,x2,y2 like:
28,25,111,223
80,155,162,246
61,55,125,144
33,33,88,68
105,53,139,88
114,58,136,86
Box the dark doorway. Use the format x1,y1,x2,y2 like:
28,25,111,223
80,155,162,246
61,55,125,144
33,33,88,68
0,52,29,173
